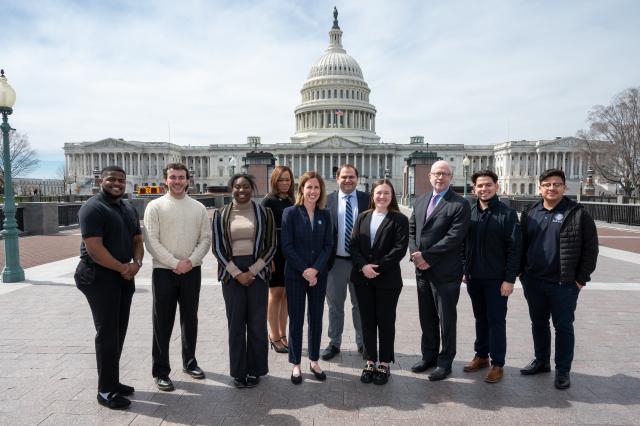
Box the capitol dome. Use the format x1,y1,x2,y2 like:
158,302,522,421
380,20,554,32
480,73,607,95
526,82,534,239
291,8,379,145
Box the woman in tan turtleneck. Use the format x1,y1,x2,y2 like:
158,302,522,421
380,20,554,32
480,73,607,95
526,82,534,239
212,174,276,389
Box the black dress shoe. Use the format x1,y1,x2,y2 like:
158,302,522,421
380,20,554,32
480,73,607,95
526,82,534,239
97,392,131,410
428,367,451,381
321,345,340,361
116,383,134,396
411,359,437,373
183,365,206,379
360,363,375,384
309,364,327,381
155,376,175,392
233,377,247,388
246,375,260,388
520,359,551,375
555,371,571,389
291,371,303,385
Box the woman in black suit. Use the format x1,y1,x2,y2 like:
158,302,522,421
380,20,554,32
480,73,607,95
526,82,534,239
281,171,333,384
350,179,409,385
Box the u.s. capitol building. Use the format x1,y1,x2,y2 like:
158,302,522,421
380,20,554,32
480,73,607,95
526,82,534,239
63,9,599,197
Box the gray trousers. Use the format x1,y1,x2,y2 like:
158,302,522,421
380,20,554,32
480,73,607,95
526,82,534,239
326,258,363,348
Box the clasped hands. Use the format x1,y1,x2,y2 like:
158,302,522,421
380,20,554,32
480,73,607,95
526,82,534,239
410,252,430,270
302,268,319,286
120,262,141,280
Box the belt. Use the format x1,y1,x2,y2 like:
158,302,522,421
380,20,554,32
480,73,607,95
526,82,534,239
335,255,351,260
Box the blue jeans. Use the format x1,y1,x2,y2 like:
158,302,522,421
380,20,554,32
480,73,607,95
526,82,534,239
466,279,508,367
521,275,580,373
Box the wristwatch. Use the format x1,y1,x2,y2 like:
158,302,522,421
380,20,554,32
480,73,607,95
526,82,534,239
134,259,143,267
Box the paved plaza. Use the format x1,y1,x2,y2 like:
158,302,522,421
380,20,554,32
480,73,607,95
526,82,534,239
1,221,639,425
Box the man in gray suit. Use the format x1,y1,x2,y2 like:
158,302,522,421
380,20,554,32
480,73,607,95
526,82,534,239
321,164,370,361
409,160,471,381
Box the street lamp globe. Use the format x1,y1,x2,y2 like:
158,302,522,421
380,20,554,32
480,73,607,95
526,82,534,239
462,155,471,198
0,70,17,110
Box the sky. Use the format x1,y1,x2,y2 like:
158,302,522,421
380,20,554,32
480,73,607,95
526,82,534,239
2,0,639,178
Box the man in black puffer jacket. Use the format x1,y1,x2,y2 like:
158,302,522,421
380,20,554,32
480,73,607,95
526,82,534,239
519,169,598,390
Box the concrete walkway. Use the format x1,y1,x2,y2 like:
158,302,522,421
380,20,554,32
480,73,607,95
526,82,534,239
1,224,639,425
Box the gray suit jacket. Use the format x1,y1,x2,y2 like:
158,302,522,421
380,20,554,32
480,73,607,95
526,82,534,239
409,189,471,283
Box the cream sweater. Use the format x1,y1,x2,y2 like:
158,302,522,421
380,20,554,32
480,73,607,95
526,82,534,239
143,193,212,270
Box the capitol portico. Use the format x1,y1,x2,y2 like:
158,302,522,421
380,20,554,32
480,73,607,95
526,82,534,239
63,9,604,197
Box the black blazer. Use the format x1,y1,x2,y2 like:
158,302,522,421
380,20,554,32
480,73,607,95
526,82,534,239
409,189,471,283
327,190,370,268
350,210,409,289
280,205,333,279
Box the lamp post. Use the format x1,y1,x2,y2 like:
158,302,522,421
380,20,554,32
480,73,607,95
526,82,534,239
462,155,470,198
0,70,25,282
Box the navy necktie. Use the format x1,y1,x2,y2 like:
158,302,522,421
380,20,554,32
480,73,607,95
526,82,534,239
344,195,353,254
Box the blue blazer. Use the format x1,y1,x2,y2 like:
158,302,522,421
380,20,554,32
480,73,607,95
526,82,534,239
281,205,333,280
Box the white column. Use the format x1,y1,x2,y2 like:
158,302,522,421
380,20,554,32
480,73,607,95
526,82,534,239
368,154,372,178
384,154,389,176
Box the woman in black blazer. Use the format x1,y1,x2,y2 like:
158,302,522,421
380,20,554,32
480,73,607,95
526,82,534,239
281,171,333,384
350,179,409,385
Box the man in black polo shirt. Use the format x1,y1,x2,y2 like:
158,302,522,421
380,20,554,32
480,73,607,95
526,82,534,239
519,169,598,390
75,166,144,409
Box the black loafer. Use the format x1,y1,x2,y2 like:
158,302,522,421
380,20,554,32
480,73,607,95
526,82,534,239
360,363,375,384
427,367,451,381
373,365,390,385
155,376,175,392
411,359,437,373
116,383,134,396
321,345,340,361
233,377,247,388
291,372,302,385
183,365,206,379
97,392,131,410
554,371,571,390
520,359,551,375
246,375,260,388
309,364,327,381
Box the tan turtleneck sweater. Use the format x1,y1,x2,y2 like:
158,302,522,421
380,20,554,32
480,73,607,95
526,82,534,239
225,201,266,277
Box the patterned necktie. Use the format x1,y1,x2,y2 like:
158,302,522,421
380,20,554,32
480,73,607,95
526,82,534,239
344,195,353,254
425,193,440,222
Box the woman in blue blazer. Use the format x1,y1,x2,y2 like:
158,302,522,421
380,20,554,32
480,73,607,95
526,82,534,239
281,171,333,384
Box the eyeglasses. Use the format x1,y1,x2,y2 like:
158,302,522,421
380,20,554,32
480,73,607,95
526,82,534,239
540,182,564,189
430,172,452,177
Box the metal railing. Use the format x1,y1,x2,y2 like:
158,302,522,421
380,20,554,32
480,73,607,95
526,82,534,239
58,204,82,226
0,207,24,231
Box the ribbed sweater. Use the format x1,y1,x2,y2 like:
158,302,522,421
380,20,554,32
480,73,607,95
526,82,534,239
143,193,212,270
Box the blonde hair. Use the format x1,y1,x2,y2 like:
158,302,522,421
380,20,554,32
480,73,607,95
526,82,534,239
295,171,327,208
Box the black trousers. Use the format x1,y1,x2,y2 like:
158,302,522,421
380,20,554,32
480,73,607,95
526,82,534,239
152,266,202,378
522,276,580,373
75,260,134,393
222,256,269,379
466,278,508,367
286,275,327,365
416,274,461,369
354,285,401,363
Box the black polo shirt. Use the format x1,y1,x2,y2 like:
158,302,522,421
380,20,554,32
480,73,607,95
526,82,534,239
525,198,569,282
79,191,141,263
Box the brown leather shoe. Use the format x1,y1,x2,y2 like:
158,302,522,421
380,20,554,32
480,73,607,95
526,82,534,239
463,356,490,372
485,366,503,383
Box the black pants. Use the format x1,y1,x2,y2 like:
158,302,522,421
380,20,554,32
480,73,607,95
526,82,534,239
222,256,269,378
152,267,201,378
75,260,134,393
416,274,460,369
355,285,401,363
522,276,580,373
467,278,508,367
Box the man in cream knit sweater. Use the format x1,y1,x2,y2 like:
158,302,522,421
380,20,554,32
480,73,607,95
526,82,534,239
143,163,212,392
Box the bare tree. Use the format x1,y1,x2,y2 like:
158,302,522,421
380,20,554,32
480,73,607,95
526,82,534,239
55,163,69,194
578,87,640,196
0,131,40,178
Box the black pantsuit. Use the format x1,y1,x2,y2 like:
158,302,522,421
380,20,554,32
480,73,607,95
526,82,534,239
416,277,461,369
152,266,202,378
222,255,269,378
355,286,401,363
286,276,327,364
75,261,134,393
